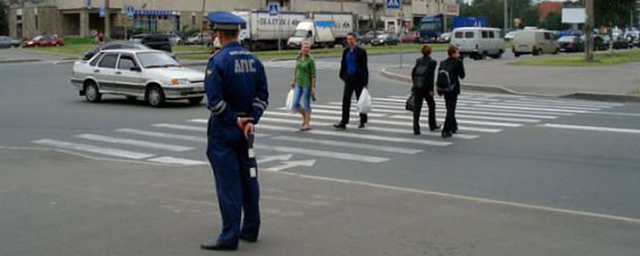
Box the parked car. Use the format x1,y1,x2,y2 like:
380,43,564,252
612,36,632,49
162,31,185,46
0,36,21,48
401,31,420,43
129,34,172,52
186,33,212,45
71,49,205,107
371,33,399,46
450,27,505,60
504,31,517,41
582,35,610,51
23,35,64,47
82,41,151,60
436,32,452,43
558,35,584,52
512,30,559,57
623,30,639,47
357,30,385,45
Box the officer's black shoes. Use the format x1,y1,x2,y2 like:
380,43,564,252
333,123,347,129
200,241,238,251
358,122,366,129
441,131,453,138
452,129,458,134
414,131,421,135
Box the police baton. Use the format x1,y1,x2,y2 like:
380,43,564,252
247,132,258,178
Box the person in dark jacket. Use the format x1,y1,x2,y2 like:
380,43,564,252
411,45,439,135
439,45,466,138
334,33,369,129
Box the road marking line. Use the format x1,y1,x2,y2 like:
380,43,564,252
312,104,559,119
484,102,604,111
254,144,389,163
585,111,640,117
327,101,574,116
116,128,208,142
259,117,333,126
271,136,424,154
256,124,452,146
32,139,154,159
388,115,523,127
311,108,387,117
387,95,503,102
511,98,623,107
75,134,194,152
276,172,640,224
153,123,206,132
479,105,589,113
374,97,486,105
148,156,208,166
264,111,502,133
539,123,640,134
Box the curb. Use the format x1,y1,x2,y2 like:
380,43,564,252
379,67,640,103
0,59,45,64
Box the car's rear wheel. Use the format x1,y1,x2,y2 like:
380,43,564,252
146,85,165,108
188,96,204,105
84,81,101,103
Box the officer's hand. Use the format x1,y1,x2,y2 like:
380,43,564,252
243,123,255,138
237,117,254,130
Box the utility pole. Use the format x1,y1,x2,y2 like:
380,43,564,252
200,0,206,46
585,0,594,62
503,0,507,35
104,0,110,40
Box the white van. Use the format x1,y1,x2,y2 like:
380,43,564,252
450,27,505,60
287,20,336,49
512,30,560,57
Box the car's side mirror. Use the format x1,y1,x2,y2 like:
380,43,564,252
130,66,142,72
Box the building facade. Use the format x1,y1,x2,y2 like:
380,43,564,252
8,0,458,39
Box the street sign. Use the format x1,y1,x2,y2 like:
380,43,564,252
99,6,105,18
125,6,135,19
86,0,91,10
269,3,278,16
386,0,400,10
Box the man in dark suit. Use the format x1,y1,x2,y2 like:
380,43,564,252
411,45,439,135
334,33,369,129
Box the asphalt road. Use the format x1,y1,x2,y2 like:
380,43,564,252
1,55,640,254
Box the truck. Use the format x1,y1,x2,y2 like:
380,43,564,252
452,16,487,29
287,12,354,49
233,10,306,51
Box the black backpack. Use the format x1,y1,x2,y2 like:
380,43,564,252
436,61,454,93
412,60,430,89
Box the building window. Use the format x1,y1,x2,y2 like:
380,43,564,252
17,15,22,22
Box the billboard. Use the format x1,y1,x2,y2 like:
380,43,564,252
562,8,586,24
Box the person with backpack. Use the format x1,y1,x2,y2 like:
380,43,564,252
436,45,466,138
410,45,439,135
290,40,316,131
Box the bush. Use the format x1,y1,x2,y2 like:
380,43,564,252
64,37,95,45
182,26,200,38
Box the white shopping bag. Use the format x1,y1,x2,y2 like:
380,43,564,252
285,89,295,113
356,88,373,114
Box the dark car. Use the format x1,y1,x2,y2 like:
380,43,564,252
592,35,609,51
130,34,172,52
82,41,152,60
371,33,399,46
401,31,420,43
612,36,631,49
558,35,584,52
358,30,385,45
23,35,64,47
0,36,21,48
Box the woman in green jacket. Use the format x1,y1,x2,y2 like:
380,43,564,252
290,41,317,131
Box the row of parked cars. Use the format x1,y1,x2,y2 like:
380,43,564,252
355,30,451,46
0,34,65,48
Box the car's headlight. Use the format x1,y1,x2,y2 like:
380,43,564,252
171,78,190,85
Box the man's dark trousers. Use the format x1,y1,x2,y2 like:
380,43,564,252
442,93,458,133
413,90,437,133
340,75,367,125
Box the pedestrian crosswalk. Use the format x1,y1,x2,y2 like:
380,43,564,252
30,93,621,170
263,60,387,71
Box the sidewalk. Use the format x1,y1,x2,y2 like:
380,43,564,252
0,48,77,64
382,57,640,102
1,147,638,256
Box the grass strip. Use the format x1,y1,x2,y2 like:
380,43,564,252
510,49,640,67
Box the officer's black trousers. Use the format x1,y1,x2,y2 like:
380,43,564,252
340,75,368,125
442,93,458,133
413,90,437,133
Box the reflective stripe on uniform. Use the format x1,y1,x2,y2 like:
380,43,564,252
253,98,268,111
210,100,227,115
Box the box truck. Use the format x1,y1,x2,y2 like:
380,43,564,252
286,12,354,49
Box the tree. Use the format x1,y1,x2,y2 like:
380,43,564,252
0,0,9,36
539,11,562,30
460,0,537,29
594,0,637,28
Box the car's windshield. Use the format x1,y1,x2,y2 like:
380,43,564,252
293,30,309,38
558,36,575,42
136,52,180,68
377,34,388,39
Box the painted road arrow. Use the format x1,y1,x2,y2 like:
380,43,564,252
265,160,316,172
257,154,293,164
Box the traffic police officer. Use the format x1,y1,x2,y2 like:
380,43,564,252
201,11,269,251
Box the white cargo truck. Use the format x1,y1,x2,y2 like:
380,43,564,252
286,12,354,49
233,10,306,51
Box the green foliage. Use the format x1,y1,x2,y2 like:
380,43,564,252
538,11,562,30
0,0,9,36
510,49,640,67
181,26,200,37
594,0,637,27
64,37,95,45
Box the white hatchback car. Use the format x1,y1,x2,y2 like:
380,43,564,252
71,49,205,107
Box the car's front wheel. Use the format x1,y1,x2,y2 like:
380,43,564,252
188,96,204,105
146,85,165,108
84,81,101,103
